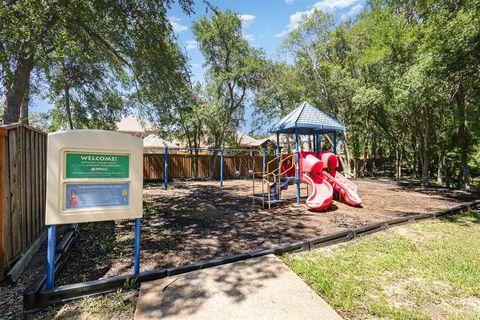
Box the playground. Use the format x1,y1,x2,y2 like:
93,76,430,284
0,178,474,318
0,102,476,320
0,101,475,319
59,178,476,279
2,178,473,319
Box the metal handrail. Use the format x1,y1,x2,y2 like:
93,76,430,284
253,153,295,209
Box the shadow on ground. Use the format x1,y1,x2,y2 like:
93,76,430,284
136,255,286,319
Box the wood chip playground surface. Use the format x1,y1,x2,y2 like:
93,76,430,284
1,178,478,319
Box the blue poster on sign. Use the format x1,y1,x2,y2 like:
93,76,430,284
65,183,129,209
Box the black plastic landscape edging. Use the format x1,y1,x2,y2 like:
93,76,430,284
23,199,480,314
23,224,79,313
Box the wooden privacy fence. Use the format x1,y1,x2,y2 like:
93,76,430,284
144,154,277,180
0,123,47,279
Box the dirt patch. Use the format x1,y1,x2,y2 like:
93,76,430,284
1,178,477,319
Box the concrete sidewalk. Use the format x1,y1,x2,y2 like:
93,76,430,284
134,254,342,320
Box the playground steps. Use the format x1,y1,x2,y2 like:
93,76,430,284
253,192,286,205
253,176,295,207
253,196,286,206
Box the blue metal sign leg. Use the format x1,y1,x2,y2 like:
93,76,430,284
134,218,141,275
46,225,56,289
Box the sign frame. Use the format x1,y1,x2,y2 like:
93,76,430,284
46,130,143,225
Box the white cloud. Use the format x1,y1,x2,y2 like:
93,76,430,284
169,16,188,34
340,4,363,21
239,14,256,28
186,40,198,50
243,33,255,42
275,10,311,37
313,0,360,12
276,0,361,37
285,0,297,4
275,30,288,38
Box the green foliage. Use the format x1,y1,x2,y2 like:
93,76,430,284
1,0,194,128
193,10,264,149
253,0,480,188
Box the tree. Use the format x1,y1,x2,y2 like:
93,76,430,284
1,0,194,124
43,41,126,129
252,0,479,189
193,10,263,176
252,60,305,128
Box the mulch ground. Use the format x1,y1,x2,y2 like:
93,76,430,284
1,178,477,319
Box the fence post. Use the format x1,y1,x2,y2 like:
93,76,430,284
0,127,7,281
164,146,168,190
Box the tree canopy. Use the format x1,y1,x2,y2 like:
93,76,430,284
1,1,479,189
251,0,480,189
0,0,193,127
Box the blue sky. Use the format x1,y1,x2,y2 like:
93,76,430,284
170,0,365,84
32,0,366,132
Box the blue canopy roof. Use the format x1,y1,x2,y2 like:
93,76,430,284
269,101,345,134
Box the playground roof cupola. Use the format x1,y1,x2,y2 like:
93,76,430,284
269,101,345,134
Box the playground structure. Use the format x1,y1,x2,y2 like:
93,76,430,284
253,101,362,210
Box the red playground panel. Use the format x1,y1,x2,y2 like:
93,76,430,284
298,152,362,210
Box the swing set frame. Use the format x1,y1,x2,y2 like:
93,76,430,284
161,147,267,190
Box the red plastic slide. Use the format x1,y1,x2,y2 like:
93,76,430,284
319,152,362,206
300,154,333,211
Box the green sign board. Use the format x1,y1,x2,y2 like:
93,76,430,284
66,153,129,179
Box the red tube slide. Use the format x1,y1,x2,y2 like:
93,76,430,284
319,152,362,206
301,154,333,211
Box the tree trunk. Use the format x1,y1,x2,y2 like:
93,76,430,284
209,135,221,179
20,81,30,125
192,130,200,179
437,150,444,184
454,82,470,190
342,132,352,173
395,143,402,183
421,108,431,187
411,137,417,179
2,55,34,124
63,65,74,129
193,149,199,179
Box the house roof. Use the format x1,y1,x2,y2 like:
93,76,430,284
237,131,257,146
143,134,178,148
116,116,153,133
269,101,345,134
236,131,276,148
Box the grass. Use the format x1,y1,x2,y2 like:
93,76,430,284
44,289,138,320
283,210,480,320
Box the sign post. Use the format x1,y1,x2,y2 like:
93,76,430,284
45,130,143,288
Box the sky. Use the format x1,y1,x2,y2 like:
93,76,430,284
32,0,366,133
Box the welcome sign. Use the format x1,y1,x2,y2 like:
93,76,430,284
46,130,143,225
65,153,130,179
